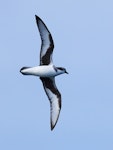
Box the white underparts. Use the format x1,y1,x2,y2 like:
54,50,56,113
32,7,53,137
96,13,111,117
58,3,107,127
21,65,64,77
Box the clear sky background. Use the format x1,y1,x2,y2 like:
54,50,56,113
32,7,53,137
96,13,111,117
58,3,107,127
0,0,113,150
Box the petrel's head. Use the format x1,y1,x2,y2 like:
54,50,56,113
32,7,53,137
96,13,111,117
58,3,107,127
57,67,68,74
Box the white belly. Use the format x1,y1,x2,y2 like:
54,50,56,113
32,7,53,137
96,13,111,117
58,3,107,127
21,65,58,77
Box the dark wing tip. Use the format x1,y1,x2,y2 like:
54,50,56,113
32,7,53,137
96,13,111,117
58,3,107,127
35,15,50,32
51,122,56,131
50,108,61,131
51,115,60,131
51,126,54,131
35,15,39,20
35,15,43,23
35,15,40,22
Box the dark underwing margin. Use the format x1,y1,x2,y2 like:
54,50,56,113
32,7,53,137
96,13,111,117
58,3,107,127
35,15,54,65
41,34,54,65
40,77,61,109
40,77,61,130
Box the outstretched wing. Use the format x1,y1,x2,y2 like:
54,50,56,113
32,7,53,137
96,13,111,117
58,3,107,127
40,77,61,130
35,15,54,65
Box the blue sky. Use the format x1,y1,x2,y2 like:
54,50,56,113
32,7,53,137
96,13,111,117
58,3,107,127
0,0,113,149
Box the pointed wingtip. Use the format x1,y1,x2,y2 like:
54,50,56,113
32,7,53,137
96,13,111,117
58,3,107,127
50,96,61,131
51,123,56,131
35,15,38,20
35,15,41,21
50,112,61,131
35,15,42,25
35,14,37,18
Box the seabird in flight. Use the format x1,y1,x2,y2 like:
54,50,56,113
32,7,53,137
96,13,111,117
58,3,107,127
20,15,68,130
